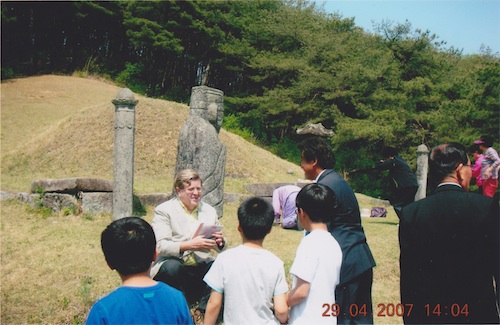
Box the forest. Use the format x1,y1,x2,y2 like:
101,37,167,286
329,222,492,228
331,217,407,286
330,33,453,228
2,0,499,198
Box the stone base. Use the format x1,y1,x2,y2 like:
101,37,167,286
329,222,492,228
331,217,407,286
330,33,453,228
5,181,364,216
80,192,113,214
136,193,172,207
42,193,78,212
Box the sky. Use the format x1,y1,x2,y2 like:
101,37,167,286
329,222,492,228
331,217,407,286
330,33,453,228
321,0,500,55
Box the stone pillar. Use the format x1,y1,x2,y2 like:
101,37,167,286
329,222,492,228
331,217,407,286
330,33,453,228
112,88,138,220
415,144,429,201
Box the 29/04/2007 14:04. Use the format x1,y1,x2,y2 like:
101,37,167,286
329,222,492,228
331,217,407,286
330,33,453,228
321,303,469,318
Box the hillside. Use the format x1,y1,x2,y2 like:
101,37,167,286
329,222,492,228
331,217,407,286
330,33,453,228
1,75,402,325
0,75,303,194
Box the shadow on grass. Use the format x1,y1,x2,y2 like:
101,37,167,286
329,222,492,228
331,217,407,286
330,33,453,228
370,220,399,226
364,217,399,226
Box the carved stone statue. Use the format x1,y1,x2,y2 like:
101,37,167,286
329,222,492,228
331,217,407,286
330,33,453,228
175,86,226,217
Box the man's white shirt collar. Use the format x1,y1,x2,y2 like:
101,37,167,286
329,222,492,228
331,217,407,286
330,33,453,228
314,169,326,183
438,182,462,188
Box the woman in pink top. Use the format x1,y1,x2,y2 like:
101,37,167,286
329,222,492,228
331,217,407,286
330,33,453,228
469,144,484,193
475,136,500,198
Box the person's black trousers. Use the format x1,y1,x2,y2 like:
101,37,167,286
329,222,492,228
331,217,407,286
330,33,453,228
335,268,374,325
153,258,212,310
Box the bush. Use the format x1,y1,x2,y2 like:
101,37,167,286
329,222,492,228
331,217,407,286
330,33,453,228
115,63,148,95
161,86,189,103
335,146,390,199
1,66,15,80
222,114,257,143
268,137,301,165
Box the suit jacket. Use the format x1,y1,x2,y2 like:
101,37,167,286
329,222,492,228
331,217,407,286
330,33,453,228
375,156,418,190
150,197,221,277
318,169,376,284
400,184,499,324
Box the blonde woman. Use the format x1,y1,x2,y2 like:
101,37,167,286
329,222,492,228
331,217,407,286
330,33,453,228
151,169,225,318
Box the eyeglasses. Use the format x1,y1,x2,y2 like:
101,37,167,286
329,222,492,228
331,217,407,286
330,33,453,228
295,207,300,215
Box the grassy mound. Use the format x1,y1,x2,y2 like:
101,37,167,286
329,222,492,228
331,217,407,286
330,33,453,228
1,75,401,324
1,75,303,194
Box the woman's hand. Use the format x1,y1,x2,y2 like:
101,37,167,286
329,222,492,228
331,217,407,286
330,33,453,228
484,167,493,179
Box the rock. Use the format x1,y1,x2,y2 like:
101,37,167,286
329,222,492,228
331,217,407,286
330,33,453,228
41,193,78,212
80,192,113,214
31,178,113,194
136,193,173,207
0,191,16,200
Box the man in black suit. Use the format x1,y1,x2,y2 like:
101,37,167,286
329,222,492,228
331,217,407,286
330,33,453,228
351,146,418,219
298,137,376,325
400,142,499,324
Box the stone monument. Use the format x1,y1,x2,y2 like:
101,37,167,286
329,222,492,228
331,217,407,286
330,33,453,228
175,86,226,217
112,88,138,220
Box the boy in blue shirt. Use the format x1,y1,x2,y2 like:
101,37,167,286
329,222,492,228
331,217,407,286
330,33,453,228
86,217,193,325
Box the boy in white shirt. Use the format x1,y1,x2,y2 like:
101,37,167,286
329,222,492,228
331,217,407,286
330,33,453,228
287,183,343,325
203,197,289,325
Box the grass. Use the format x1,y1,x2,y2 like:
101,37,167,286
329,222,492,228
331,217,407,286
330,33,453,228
1,198,402,324
1,75,402,324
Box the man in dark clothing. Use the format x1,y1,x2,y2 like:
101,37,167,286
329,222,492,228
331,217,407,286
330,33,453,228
352,147,418,219
298,137,376,325
400,142,499,324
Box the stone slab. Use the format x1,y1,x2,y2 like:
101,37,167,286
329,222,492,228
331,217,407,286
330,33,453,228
136,193,173,207
20,193,39,206
81,192,113,214
0,191,16,200
31,178,113,194
42,193,78,212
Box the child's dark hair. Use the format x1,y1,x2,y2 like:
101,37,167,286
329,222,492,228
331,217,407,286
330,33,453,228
298,137,335,169
237,197,274,240
101,217,156,276
295,183,338,223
